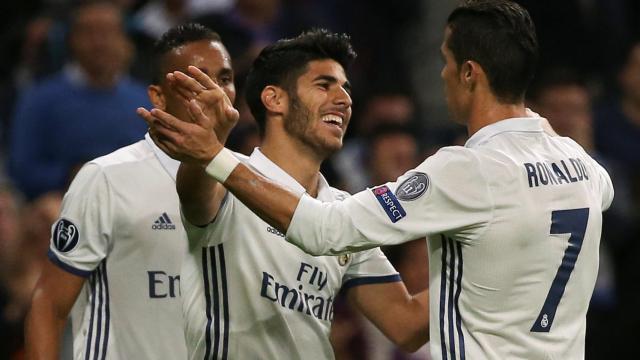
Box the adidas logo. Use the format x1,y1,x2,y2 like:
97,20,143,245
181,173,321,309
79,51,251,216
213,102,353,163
152,212,176,230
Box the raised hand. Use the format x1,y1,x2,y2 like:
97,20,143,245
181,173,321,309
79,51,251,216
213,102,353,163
138,99,224,166
167,66,239,143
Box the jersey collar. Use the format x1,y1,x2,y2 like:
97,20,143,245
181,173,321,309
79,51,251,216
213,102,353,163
248,148,334,201
145,133,180,181
465,117,545,148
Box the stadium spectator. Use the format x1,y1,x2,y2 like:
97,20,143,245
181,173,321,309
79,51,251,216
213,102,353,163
7,0,148,200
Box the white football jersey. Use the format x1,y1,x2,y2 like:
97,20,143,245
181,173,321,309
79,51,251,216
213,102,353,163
181,148,400,360
287,117,614,360
48,135,188,360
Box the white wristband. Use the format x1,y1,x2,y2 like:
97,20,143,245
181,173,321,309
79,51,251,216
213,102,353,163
204,147,240,183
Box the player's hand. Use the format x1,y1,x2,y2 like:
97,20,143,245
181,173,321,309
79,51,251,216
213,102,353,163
167,66,239,143
137,100,224,167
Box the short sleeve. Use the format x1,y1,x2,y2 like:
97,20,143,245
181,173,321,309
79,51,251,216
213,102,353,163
286,146,493,255
48,163,113,277
341,248,401,291
592,159,614,211
180,191,232,248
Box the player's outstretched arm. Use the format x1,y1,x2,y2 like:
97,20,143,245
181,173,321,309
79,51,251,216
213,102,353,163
349,282,429,352
142,101,423,254
25,260,85,359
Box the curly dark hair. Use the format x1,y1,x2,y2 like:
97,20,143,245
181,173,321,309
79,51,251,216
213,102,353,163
244,29,357,134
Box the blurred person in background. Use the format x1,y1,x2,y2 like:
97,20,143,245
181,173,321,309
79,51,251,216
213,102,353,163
359,124,429,360
332,92,416,193
7,0,148,200
367,124,420,187
594,41,640,177
0,185,25,358
0,187,61,358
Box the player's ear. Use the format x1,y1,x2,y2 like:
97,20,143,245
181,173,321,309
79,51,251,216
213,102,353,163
261,86,287,116
460,60,480,91
147,84,166,110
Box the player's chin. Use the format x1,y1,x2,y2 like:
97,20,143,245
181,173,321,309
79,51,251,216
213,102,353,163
312,136,342,156
323,139,344,155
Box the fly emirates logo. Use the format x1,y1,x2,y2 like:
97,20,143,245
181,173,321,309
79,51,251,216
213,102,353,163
260,262,335,322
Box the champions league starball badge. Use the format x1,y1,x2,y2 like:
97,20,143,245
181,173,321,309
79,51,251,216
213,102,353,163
53,218,80,252
396,172,430,201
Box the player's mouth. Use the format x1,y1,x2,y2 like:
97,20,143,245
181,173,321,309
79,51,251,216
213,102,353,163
321,114,344,133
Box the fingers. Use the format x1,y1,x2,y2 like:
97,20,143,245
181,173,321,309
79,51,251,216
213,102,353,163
168,71,206,94
149,108,191,132
187,99,213,128
137,107,154,126
187,66,217,89
224,106,240,124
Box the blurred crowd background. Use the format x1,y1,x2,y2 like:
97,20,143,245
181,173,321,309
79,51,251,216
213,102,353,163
1,0,639,359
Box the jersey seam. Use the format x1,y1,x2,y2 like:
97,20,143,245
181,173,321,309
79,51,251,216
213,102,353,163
467,149,496,243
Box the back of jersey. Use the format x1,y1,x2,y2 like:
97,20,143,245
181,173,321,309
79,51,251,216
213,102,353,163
431,123,613,360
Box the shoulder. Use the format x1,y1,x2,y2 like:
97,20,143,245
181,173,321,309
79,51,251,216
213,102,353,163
421,145,483,175
89,140,153,169
76,140,155,186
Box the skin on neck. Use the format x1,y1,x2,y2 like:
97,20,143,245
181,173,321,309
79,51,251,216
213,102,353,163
259,121,323,198
462,64,528,137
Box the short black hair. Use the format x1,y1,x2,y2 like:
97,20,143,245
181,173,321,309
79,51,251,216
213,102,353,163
244,28,357,135
151,23,222,84
447,0,538,103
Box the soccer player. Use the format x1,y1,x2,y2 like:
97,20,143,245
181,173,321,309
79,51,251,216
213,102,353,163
141,29,429,359
143,1,615,359
24,24,236,359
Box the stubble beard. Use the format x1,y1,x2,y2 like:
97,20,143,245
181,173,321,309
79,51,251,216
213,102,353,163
284,94,341,159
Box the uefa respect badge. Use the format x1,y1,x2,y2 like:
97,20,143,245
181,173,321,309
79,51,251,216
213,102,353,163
371,185,406,223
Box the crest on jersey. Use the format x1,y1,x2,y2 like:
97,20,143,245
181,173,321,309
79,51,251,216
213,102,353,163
396,172,430,201
338,254,351,266
53,219,79,252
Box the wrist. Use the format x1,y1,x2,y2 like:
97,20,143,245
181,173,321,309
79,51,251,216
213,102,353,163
204,147,240,183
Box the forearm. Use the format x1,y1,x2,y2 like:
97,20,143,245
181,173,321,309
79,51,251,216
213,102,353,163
382,290,429,352
221,159,390,255
177,162,226,226
25,289,67,359
403,290,430,350
351,284,429,353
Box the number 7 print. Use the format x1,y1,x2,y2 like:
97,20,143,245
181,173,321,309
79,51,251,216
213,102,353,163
531,208,590,332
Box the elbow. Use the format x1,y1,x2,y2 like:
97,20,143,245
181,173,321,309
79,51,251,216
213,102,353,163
388,322,429,353
394,332,429,353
